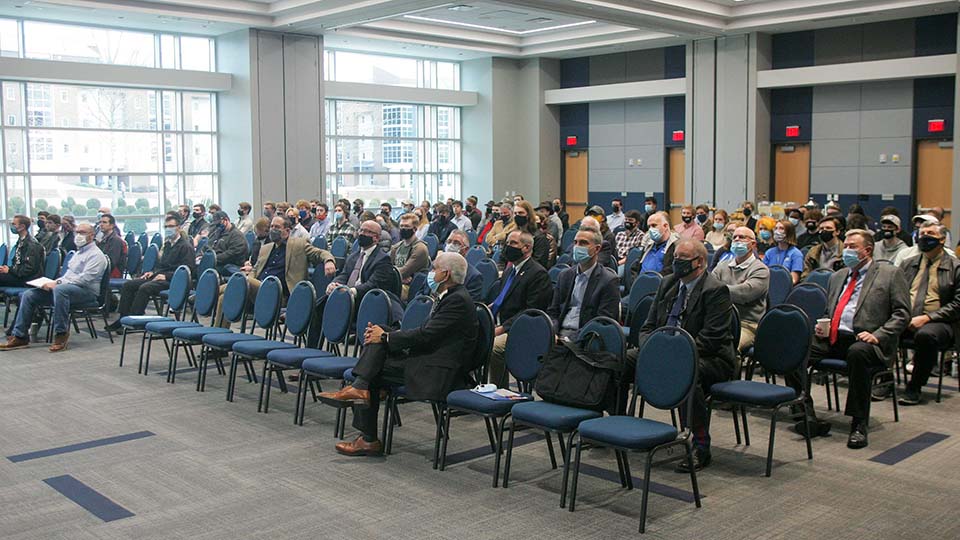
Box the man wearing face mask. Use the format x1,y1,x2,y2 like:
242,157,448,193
485,203,515,248
284,208,310,240
552,198,570,232
741,200,758,231
1,223,106,352
633,239,736,470
712,227,769,352
635,212,679,276
874,215,908,263
787,230,909,449
426,204,459,244
352,199,366,220
487,230,554,387
207,211,249,275
537,201,563,243
262,201,277,221
797,209,822,250
898,224,960,406
0,215,45,289
614,210,645,267
39,214,61,254
320,253,477,456
59,215,77,252
675,205,705,241
465,196,483,230
893,214,958,267
637,196,658,233
802,216,843,278
35,211,50,244
546,229,620,340
327,220,396,303
95,213,126,279
391,213,430,299
236,202,254,234
295,200,314,231
188,204,208,238
105,215,196,330
606,198,625,231
433,229,484,301
326,203,357,248
308,203,331,241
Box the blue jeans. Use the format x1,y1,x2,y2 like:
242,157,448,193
13,284,97,339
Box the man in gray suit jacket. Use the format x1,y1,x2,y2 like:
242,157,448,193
788,229,910,449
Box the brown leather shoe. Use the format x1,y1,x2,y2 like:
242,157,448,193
0,336,29,351
335,436,383,456
49,332,69,353
318,385,370,405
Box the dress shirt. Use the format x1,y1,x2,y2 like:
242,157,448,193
561,261,598,335
910,253,942,313
838,261,871,334
451,214,473,231
606,212,625,231
59,242,108,296
309,217,330,240
258,242,288,295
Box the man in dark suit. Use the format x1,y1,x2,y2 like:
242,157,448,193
320,253,479,456
487,230,554,386
443,229,485,301
326,220,397,302
546,228,620,339
787,229,909,449
635,238,736,471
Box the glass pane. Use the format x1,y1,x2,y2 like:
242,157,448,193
4,129,27,173
182,93,214,131
0,19,19,58
3,82,23,126
27,129,161,173
160,34,177,69
436,62,459,90
336,138,418,173
162,133,181,173
437,141,459,172
163,176,182,212
5,175,26,218
183,134,215,172
28,175,159,218
24,21,155,67
436,106,459,139
336,173,417,208
161,91,180,131
183,175,216,209
31,85,159,130
180,36,213,71
435,173,459,203
333,51,418,87
116,216,160,236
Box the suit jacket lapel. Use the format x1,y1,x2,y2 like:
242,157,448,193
684,275,706,317
853,263,879,319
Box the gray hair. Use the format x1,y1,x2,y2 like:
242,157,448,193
508,229,534,248
844,228,875,253
576,228,603,246
447,229,469,246
920,223,950,239
434,252,467,285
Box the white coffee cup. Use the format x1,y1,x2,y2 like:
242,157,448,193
816,318,831,336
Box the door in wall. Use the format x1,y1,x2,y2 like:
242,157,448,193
564,150,588,222
773,143,810,207
667,147,685,225
916,140,953,228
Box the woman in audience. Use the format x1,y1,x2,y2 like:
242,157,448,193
248,217,270,265
763,219,804,284
797,208,823,249
514,200,551,268
705,209,728,249
413,208,430,240
709,220,741,271
755,215,776,254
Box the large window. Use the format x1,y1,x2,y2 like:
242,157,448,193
0,18,218,244
324,50,459,90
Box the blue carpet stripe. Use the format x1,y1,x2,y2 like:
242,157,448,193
7,431,155,463
924,382,959,392
869,431,950,465
443,433,541,465
43,475,134,522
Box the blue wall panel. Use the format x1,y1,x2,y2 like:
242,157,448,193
588,191,665,214
663,95,685,148
560,104,589,149
560,57,590,89
809,193,912,229
915,14,958,57
913,76,955,139
771,87,813,143
772,31,815,69
664,45,686,79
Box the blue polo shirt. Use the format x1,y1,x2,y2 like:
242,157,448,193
640,242,668,273
763,245,803,273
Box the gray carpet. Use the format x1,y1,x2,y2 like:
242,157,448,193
1,327,959,539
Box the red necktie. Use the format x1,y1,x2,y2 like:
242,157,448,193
829,269,859,345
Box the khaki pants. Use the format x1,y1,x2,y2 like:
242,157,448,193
488,333,510,387
738,321,757,353
214,276,262,328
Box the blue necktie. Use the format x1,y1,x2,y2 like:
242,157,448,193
490,266,516,317
667,283,687,327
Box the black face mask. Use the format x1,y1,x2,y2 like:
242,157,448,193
500,215,509,223
553,204,561,212
624,222,635,230
381,209,390,216
918,235,942,252
819,230,834,243
357,234,375,248
514,215,528,228
682,215,693,224
268,229,282,243
612,205,621,212
193,212,203,220
237,209,245,217
503,244,523,263
743,208,752,217
399,228,415,240
437,215,449,226
806,222,817,233
672,257,697,278
466,205,473,212
696,214,707,224
881,230,895,240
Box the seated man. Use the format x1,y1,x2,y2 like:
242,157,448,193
634,211,679,276
326,220,395,301
546,228,620,340
441,229,484,301
634,239,736,471
426,203,459,244
319,253,479,456
802,216,842,278
0,215,45,289
898,223,960,405
0,223,105,352
614,210,645,269
787,229,909,449
578,216,617,271
106,215,196,329
487,230,554,387
206,210,249,275
390,213,430,299
326,202,357,247
874,215,908,263
39,214,61,254
711,226,769,352
96,213,127,279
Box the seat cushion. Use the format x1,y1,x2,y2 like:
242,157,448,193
446,389,532,415
172,326,232,342
120,315,170,329
108,278,128,288
266,348,332,368
818,358,848,372
159,290,170,299
202,332,263,349
0,287,29,298
710,380,797,407
578,416,678,450
232,339,296,357
512,401,602,431
301,356,358,378
145,320,201,336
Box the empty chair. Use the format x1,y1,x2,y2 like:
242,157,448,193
465,245,487,267
197,250,217,276
804,269,833,291
311,234,328,250
140,244,160,275
137,232,148,253
123,232,135,250
244,231,256,253
150,232,162,249
556,253,573,267
424,233,440,259
620,247,644,293
476,259,499,302
767,265,793,308
466,229,478,246
560,229,576,253
623,271,662,319
406,272,427,302
138,266,198,375
783,283,828,333
548,263,568,285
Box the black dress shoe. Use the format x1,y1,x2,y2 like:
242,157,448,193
847,420,868,449
675,447,711,473
792,417,831,438
898,388,922,406
105,321,122,332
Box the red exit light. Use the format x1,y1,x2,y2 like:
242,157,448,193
672,130,685,142
785,125,800,138
929,119,945,133
566,135,578,146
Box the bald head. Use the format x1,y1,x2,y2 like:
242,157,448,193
733,226,755,241
673,238,708,282
580,216,600,232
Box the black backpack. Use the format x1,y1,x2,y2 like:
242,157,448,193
534,331,622,412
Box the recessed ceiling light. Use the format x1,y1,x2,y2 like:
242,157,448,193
403,15,596,35
447,4,474,11
527,17,553,24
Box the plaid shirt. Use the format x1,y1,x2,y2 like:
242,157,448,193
614,228,645,260
326,220,356,247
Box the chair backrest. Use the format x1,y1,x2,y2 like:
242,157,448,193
578,316,626,359
43,249,61,279
556,253,573,267
351,238,359,254
401,294,434,330
356,288,392,334
252,275,283,330
622,247,644,290
386,266,402,298
424,233,439,259
804,268,833,290
244,231,255,252
284,281,317,337
548,264,568,285
491,245,502,264
783,282,828,333
627,293,656,348
465,245,486,267
137,232,148,253
59,250,75,278
310,263,334,298
221,272,249,323
635,326,699,411
408,272,428,299
561,229,576,252
194,268,222,318
730,304,741,349
469,302,495,376
167,266,193,312
322,287,354,344
150,232,162,249
704,241,716,267
476,259,499,299
96,259,112,308
767,264,793,308
123,231,135,248
466,229,478,246
311,234,327,250
125,241,142,276
0,245,7,268
331,236,348,258
141,244,159,273
628,271,662,314
195,237,208,252
198,250,216,275
504,309,554,384
754,304,812,376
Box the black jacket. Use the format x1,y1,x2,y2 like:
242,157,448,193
333,246,397,299
97,231,126,278
639,272,737,377
210,225,249,267
901,252,960,350
39,231,60,254
427,220,459,244
6,235,45,280
60,232,77,253
155,236,197,280
546,263,621,334
491,258,553,330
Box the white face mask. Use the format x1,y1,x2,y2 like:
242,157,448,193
75,234,89,248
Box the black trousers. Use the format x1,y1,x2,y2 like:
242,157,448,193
787,333,885,420
0,274,30,288
907,321,955,391
117,278,170,317
350,342,405,439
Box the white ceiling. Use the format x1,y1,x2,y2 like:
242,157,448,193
0,0,955,59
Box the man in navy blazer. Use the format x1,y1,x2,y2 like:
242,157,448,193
546,228,621,339
327,220,397,301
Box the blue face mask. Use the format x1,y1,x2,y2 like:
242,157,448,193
648,227,663,243
334,211,343,222
9,225,18,235
788,217,800,227
204,214,213,223
644,204,654,214
572,245,592,264
731,241,749,257
426,270,445,293
842,248,862,269
758,229,772,241
299,210,308,220
164,227,177,239
713,221,724,230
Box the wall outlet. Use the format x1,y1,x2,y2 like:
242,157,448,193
628,159,635,166
892,154,900,163
636,158,643,166
879,153,887,163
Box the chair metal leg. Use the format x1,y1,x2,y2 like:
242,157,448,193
832,373,840,412
891,380,900,422
439,407,452,471
502,420,517,488
196,345,206,392
937,351,944,403
143,336,154,375
137,333,147,374
621,452,633,490
568,438,583,513
559,431,576,509
824,373,833,411
687,439,702,508
801,401,814,460
432,404,445,469
741,406,751,446
226,353,238,402
545,431,558,470
766,405,779,477
119,329,128,367
483,417,496,453
294,372,306,425
614,449,626,487
670,408,678,428
730,403,741,445
102,311,114,343
257,361,269,412
167,340,179,384
638,453,653,534
492,415,508,488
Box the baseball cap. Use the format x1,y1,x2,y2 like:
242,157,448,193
879,215,901,228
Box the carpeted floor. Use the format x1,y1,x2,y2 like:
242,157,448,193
1,325,959,539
